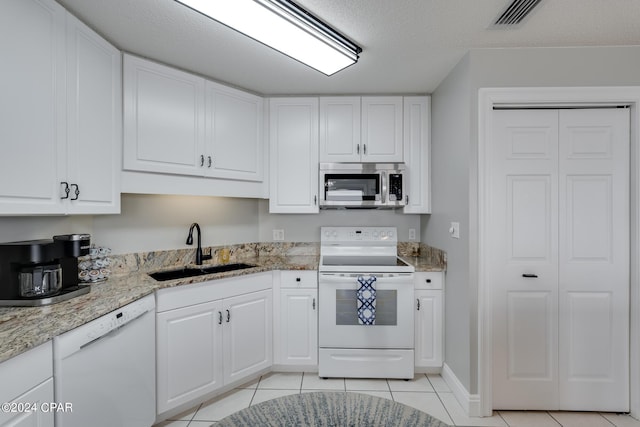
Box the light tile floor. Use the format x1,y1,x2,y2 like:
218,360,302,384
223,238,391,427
154,372,640,427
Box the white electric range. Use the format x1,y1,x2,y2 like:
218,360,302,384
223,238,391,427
318,226,415,379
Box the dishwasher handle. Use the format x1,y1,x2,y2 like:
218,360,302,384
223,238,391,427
79,309,151,351
54,295,155,359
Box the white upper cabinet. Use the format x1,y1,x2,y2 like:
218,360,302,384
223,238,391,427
123,54,265,184
123,55,206,177
269,98,319,214
65,12,122,214
0,0,121,215
319,97,361,162
403,96,431,214
320,96,403,163
205,82,263,181
361,97,404,162
0,0,66,214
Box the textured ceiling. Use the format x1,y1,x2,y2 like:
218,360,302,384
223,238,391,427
56,0,640,96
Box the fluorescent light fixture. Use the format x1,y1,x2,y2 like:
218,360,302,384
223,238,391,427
175,0,361,75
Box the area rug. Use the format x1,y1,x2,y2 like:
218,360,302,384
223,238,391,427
216,391,450,426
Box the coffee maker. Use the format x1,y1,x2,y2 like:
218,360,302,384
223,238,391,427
0,234,92,306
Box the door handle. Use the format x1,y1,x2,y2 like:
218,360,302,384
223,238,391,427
226,309,230,323
60,182,70,199
200,154,205,167
417,298,420,311
312,298,316,310
70,184,80,201
522,274,538,278
208,156,212,168
218,311,223,325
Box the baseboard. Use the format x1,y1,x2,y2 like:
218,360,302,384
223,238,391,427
441,363,482,417
271,364,318,373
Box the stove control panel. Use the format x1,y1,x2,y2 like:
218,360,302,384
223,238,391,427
321,227,397,244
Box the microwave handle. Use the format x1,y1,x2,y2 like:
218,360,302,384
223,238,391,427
381,171,388,203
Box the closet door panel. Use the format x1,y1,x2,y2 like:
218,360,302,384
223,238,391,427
490,109,559,410
558,108,629,412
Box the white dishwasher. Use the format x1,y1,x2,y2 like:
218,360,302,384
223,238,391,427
53,294,156,427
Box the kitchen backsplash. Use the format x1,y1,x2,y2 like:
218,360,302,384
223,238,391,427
107,242,446,275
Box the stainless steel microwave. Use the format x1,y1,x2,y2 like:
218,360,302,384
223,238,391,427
319,163,406,209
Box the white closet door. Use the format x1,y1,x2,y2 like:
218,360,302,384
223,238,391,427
490,108,629,411
491,109,560,409
558,109,629,411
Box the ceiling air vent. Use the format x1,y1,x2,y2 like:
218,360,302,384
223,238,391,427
492,0,543,27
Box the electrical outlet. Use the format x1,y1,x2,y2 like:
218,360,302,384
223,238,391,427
273,229,285,241
408,228,416,241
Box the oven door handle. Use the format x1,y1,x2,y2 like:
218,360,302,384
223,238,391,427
318,273,413,283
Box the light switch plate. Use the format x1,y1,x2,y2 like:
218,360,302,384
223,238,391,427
449,222,460,239
273,229,285,241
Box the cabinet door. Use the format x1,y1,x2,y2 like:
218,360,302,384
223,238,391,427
415,290,443,368
278,289,318,366
403,96,431,214
223,289,272,383
65,13,121,214
269,98,319,213
123,54,205,177
0,0,66,214
156,300,224,414
361,97,403,163
205,82,264,182
319,97,361,162
0,378,54,427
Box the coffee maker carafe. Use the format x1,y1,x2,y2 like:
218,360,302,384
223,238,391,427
0,234,91,306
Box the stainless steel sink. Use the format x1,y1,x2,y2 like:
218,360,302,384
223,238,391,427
149,263,255,281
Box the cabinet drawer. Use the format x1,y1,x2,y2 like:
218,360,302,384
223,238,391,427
280,270,318,288
414,272,443,290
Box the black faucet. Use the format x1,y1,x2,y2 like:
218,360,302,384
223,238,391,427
186,223,212,265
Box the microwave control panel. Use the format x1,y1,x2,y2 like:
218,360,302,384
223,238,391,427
388,174,403,201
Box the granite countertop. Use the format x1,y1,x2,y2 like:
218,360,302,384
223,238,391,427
0,250,444,364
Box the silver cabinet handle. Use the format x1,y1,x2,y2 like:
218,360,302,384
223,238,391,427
200,154,205,167
208,156,212,168
314,195,317,205
313,298,316,310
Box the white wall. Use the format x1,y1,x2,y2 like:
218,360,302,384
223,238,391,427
0,194,260,255
427,45,640,397
0,215,94,243
92,194,260,254
423,54,472,391
258,200,420,242
0,194,420,255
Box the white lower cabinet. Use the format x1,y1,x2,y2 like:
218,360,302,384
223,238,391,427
414,272,444,370
156,274,272,415
0,342,54,427
274,271,318,367
223,291,273,383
